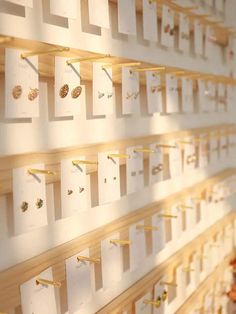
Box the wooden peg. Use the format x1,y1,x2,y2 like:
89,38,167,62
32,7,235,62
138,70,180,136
21,47,69,59
182,267,194,272
169,71,186,76
107,153,130,159
28,168,56,175
158,214,178,219
102,62,141,69
0,36,13,44
67,54,111,65
72,160,98,166
160,281,178,287
136,224,159,231
110,239,132,246
156,144,176,149
132,66,166,72
77,256,101,264
133,148,155,153
178,140,193,145
36,278,61,288
178,204,193,210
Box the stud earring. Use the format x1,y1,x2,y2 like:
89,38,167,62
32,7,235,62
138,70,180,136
12,85,22,99
156,296,162,308
79,187,84,193
67,189,73,195
164,24,171,33
107,92,113,99
162,290,168,301
71,86,82,99
36,198,43,209
28,88,39,101
21,201,29,212
59,84,69,98
98,91,105,99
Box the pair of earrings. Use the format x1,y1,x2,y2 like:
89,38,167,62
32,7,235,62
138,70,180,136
21,198,43,212
154,290,168,308
59,84,82,99
164,24,175,36
126,91,139,100
67,187,85,195
98,91,113,99
12,86,39,101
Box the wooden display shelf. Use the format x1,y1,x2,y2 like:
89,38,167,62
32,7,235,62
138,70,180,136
0,123,234,195
0,169,234,311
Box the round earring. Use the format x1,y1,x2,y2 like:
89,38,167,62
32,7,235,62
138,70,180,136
59,84,69,98
156,296,162,308
12,85,22,99
28,88,39,101
36,198,43,209
71,86,82,99
162,290,168,301
21,201,28,212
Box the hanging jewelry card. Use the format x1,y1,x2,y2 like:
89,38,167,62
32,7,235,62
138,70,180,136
122,66,140,114
126,146,144,195
142,0,158,42
88,0,110,28
117,0,136,35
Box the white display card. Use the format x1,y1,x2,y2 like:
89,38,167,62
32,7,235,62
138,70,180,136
129,221,146,271
171,204,183,239
93,62,113,115
6,0,33,6
149,143,164,185
60,157,89,218
122,66,140,114
220,133,228,158
198,134,209,168
227,84,235,112
117,0,136,35
192,253,200,287
161,5,174,48
208,81,217,112
165,74,179,113
217,83,227,112
205,26,215,59
126,146,144,194
50,0,77,19
169,141,182,178
154,279,168,314
66,249,92,312
20,268,57,314
88,0,110,28
204,292,213,313
135,292,152,314
98,151,121,205
194,21,203,56
13,163,48,235
101,233,122,288
5,48,39,118
185,198,196,231
215,0,224,12
176,265,186,301
202,243,211,276
181,77,193,112
179,14,190,53
146,71,163,114
142,0,158,42
209,133,219,164
197,79,208,112
54,56,81,117
152,211,166,254
183,138,196,172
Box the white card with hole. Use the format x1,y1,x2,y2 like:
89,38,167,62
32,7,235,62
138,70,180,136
20,268,57,314
182,78,193,112
101,233,122,288
218,83,226,112
12,163,48,235
88,0,110,28
198,135,208,168
50,0,77,18
129,221,146,271
194,21,203,56
122,66,140,114
166,74,179,113
54,56,81,117
185,198,196,230
143,0,158,41
161,5,174,48
98,151,120,205
176,265,186,301
209,134,218,164
61,157,89,218
118,0,136,35
169,142,182,178
171,205,183,239
66,249,92,312
152,211,166,254
126,146,144,194
93,62,113,115
5,48,39,118
135,292,152,314
149,144,164,185
208,81,216,112
179,14,190,53
183,139,196,172
146,71,163,114
5,0,33,7
205,26,215,58
154,279,168,314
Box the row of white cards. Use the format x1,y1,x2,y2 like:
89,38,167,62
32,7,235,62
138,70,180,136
7,0,226,54
10,135,235,235
19,219,234,314
5,48,235,118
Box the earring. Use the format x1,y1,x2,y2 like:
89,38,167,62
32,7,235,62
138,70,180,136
98,91,105,99
79,187,84,193
28,88,39,101
12,85,22,99
71,86,82,99
107,92,113,99
164,24,171,33
59,84,69,98
162,290,168,301
67,189,73,195
156,296,162,308
126,92,133,99
21,201,28,212
36,198,43,209
134,92,140,99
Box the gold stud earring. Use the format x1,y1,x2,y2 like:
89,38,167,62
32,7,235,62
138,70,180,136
28,88,39,101
21,201,28,212
36,198,43,209
67,189,73,195
162,290,168,301
12,85,22,99
156,296,162,308
71,86,82,99
59,84,69,98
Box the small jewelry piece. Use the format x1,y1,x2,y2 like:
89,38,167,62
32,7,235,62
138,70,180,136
12,85,22,99
181,32,190,40
107,92,113,98
156,296,162,308
28,88,39,101
98,91,105,99
71,86,82,99
59,84,69,98
36,198,43,209
164,24,171,33
104,178,107,183
67,189,73,195
169,28,175,36
113,177,117,180
79,187,84,193
152,164,163,175
151,85,163,93
134,91,140,99
162,290,168,301
126,92,133,99
21,201,29,212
